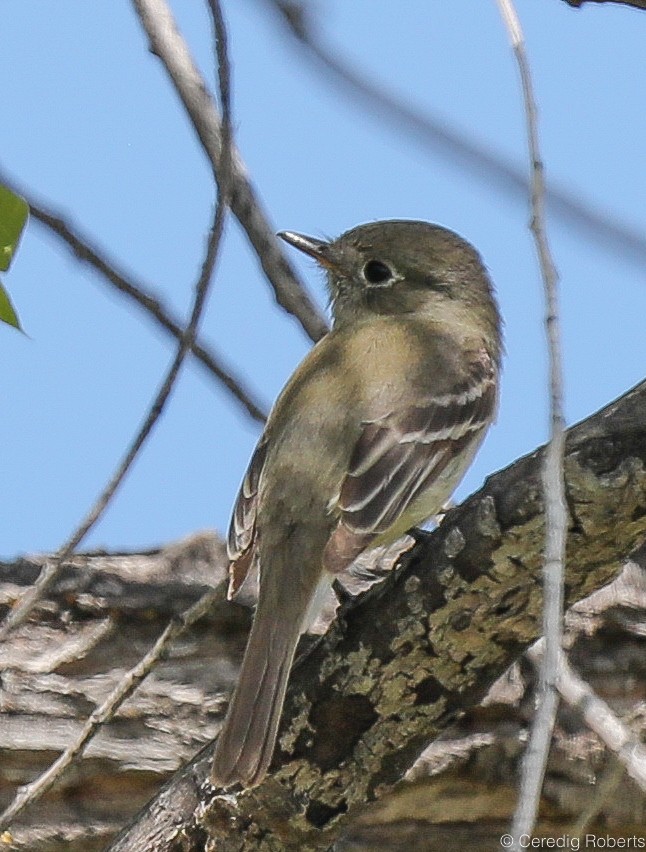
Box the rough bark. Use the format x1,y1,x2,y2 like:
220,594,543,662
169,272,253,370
1,380,645,851
110,378,646,851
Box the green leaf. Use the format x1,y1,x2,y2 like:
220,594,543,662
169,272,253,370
0,278,22,331
0,184,29,272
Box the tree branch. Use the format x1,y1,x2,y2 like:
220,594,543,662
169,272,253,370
109,377,646,851
496,1,566,843
564,0,646,10
0,170,267,424
265,0,646,270
0,0,234,828
527,641,646,792
131,0,329,342
0,0,232,639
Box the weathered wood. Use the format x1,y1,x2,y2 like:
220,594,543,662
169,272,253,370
0,533,248,850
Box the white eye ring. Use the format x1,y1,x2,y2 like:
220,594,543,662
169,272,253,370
362,260,394,285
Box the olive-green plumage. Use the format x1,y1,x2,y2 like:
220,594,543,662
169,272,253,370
211,220,502,788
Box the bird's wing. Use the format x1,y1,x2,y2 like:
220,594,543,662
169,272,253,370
226,436,268,599
323,351,498,573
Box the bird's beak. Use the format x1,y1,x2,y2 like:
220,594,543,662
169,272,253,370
278,231,341,272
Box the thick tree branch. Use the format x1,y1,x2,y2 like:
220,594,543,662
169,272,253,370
109,377,646,851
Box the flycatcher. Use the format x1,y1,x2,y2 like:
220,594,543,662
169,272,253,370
211,219,502,788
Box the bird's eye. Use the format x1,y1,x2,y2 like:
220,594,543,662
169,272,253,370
363,260,393,285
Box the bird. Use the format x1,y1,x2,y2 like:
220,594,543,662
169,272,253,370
211,219,502,788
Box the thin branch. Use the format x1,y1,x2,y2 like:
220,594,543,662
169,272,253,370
131,0,328,343
495,0,567,845
0,197,226,640
570,757,625,837
565,0,646,9
528,641,646,793
0,167,267,424
0,0,234,828
0,583,224,829
0,7,232,646
266,0,646,271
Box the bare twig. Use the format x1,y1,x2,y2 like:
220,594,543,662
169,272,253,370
0,192,228,640
0,8,232,642
17,200,266,423
0,167,267,424
570,757,625,837
528,641,646,793
132,0,328,343
0,584,224,829
0,0,234,829
266,0,646,270
495,1,567,845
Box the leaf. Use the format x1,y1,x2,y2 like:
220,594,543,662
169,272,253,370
0,184,29,272
0,278,22,331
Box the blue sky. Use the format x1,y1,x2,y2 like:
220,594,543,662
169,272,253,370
1,1,645,559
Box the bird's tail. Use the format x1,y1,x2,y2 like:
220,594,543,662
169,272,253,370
210,592,304,789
